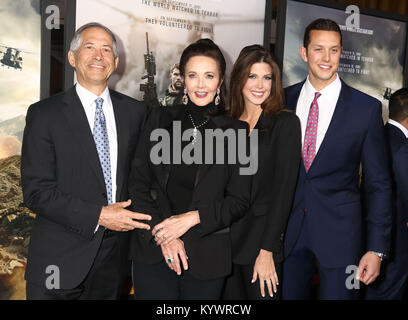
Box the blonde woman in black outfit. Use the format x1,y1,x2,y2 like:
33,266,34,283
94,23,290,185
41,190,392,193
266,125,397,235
128,39,251,300
223,45,301,300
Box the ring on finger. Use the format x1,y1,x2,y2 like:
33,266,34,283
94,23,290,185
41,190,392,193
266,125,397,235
154,228,163,237
162,235,167,241
265,279,272,284
167,257,173,263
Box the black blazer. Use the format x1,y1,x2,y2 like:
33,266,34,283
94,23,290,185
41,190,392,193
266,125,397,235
230,110,301,264
128,105,251,280
21,86,146,289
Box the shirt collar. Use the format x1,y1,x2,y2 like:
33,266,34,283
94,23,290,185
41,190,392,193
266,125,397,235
304,73,342,98
75,82,110,109
388,119,408,138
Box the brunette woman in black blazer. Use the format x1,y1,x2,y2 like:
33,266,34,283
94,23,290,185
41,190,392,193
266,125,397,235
223,45,301,300
127,39,251,300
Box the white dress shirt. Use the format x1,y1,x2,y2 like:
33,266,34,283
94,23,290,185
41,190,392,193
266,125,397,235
388,119,408,138
75,83,118,204
296,74,342,152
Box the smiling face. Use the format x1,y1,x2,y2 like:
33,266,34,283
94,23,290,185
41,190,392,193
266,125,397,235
183,55,222,106
242,62,272,109
68,27,118,95
300,30,342,91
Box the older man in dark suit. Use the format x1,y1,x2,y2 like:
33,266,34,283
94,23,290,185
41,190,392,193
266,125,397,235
21,22,151,300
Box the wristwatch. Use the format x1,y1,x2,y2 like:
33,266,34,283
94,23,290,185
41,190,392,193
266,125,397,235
370,251,386,261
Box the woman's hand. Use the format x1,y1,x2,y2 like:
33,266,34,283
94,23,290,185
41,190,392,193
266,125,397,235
160,238,189,275
252,249,279,298
152,210,200,246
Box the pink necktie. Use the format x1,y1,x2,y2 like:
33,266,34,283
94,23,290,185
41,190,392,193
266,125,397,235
303,92,321,172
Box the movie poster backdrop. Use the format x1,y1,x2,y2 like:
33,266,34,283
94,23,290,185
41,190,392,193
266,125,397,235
276,0,408,120
0,0,41,300
72,0,267,109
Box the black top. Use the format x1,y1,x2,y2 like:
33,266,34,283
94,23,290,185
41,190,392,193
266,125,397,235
230,110,302,264
128,104,251,280
167,101,215,214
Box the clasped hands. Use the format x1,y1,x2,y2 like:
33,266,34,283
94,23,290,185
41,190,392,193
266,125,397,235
152,210,200,275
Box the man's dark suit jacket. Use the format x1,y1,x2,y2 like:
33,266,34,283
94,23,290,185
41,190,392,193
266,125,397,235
284,79,392,268
230,110,301,265
128,105,251,280
385,124,408,257
21,86,146,289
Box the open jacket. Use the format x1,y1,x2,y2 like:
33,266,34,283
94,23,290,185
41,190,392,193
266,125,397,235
128,105,251,280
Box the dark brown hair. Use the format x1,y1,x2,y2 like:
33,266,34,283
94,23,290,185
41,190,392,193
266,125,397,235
303,18,342,48
179,38,226,114
229,44,284,119
389,88,408,122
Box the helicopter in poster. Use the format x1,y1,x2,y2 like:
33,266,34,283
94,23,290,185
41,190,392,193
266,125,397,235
0,44,33,71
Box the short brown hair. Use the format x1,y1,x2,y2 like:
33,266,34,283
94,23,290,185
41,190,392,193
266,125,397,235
389,88,408,122
229,45,284,119
303,18,342,48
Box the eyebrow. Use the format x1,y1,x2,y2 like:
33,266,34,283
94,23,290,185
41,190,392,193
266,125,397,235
83,42,112,48
186,71,216,74
312,44,341,48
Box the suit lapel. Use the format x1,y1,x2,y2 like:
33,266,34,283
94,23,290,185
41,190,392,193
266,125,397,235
110,91,127,200
286,79,351,174
285,81,305,112
308,80,350,173
61,86,106,189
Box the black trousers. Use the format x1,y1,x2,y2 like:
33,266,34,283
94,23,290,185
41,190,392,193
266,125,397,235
132,260,225,300
26,231,123,300
223,262,282,300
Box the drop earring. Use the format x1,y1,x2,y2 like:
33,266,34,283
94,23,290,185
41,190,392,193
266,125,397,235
182,88,188,105
215,88,220,105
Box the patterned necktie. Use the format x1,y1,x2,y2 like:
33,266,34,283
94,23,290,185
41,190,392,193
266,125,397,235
93,97,113,204
302,92,321,172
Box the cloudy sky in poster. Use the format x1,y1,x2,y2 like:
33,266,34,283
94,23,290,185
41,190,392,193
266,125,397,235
0,0,41,157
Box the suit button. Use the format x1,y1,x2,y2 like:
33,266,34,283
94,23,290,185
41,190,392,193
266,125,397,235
102,192,107,198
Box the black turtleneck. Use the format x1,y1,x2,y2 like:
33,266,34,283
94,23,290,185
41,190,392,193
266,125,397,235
166,101,215,214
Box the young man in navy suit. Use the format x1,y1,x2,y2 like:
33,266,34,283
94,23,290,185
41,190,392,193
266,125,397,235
365,88,408,299
282,19,392,300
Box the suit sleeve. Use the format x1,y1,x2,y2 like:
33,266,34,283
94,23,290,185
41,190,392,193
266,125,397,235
197,124,252,236
361,102,392,255
21,104,102,240
260,114,301,253
393,144,408,223
196,164,251,236
127,108,163,230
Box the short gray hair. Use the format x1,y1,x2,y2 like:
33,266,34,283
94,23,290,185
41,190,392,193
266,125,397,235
69,22,118,57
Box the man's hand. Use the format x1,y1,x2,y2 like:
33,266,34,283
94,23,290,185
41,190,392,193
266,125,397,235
160,238,189,275
98,199,151,231
152,210,200,246
357,251,381,285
